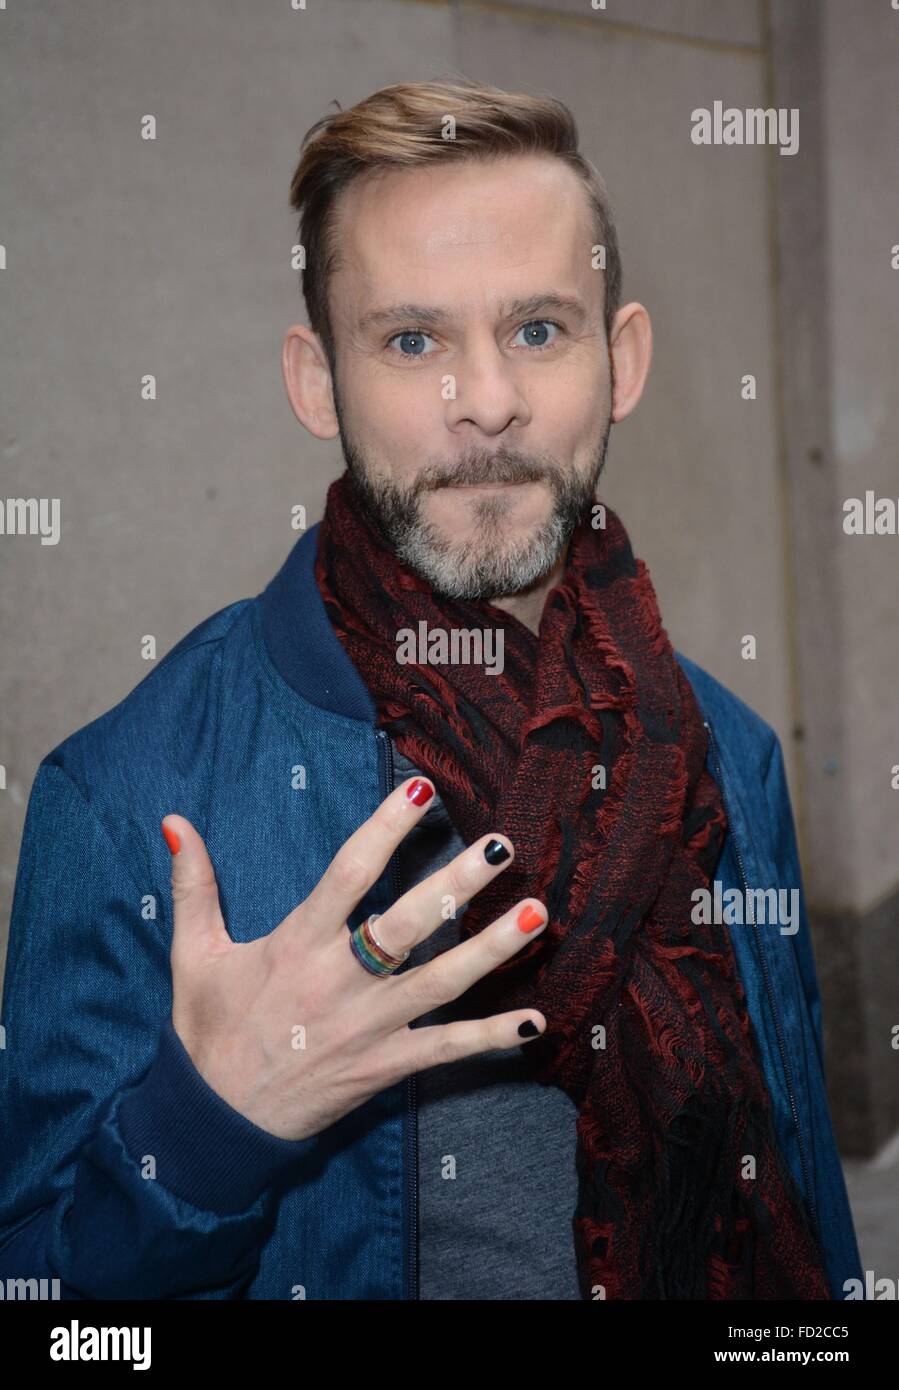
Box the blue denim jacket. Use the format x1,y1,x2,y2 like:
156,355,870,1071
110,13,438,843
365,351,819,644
0,521,864,1300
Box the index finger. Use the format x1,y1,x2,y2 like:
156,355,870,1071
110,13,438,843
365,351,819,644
295,775,436,933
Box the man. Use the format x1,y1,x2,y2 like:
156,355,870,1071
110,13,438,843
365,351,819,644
0,78,862,1300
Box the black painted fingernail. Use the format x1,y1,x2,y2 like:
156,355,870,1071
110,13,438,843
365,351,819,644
518,1020,540,1038
484,838,511,865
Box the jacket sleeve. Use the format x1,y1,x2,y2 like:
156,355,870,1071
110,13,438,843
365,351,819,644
0,761,320,1300
761,735,826,1075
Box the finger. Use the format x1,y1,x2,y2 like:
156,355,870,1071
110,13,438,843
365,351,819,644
394,1009,548,1075
296,775,436,934
370,831,514,961
381,898,548,1029
161,814,229,958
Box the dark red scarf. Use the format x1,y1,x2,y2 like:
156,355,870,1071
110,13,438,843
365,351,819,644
316,469,830,1300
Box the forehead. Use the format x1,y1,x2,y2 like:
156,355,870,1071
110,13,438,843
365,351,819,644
329,154,598,320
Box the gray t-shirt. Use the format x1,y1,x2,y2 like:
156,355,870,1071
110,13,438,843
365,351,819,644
391,742,582,1300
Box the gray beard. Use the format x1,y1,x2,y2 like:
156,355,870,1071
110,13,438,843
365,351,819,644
335,420,612,603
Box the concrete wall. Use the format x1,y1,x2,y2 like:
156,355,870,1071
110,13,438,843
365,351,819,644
769,0,899,1156
1,2,896,1155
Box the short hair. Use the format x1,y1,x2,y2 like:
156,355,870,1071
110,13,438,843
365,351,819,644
288,77,622,376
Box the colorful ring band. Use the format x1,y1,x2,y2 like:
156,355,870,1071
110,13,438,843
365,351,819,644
349,913,410,977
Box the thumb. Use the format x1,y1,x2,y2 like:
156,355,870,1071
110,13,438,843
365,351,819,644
161,814,228,957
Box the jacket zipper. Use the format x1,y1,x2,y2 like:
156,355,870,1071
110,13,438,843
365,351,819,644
703,718,818,1236
376,728,420,1301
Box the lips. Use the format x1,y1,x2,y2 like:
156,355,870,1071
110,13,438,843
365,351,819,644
443,480,527,489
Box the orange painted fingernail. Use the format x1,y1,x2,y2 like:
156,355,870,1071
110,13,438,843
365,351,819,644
516,905,545,934
161,821,180,855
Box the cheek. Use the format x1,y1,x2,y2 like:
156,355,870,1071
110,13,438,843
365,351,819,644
540,378,605,448
346,369,437,447
561,378,611,447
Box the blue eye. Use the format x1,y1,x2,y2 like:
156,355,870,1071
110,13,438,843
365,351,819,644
384,318,563,361
513,320,561,349
386,329,435,358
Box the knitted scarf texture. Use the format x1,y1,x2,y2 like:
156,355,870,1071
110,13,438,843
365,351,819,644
315,469,830,1301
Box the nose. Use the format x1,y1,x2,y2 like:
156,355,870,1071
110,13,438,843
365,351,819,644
442,333,532,437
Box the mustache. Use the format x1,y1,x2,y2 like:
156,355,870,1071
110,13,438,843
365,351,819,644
416,454,551,492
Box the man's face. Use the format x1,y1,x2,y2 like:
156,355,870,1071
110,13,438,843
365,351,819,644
327,153,613,601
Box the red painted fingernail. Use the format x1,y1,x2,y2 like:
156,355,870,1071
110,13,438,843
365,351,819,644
161,821,181,855
517,905,545,934
406,778,434,806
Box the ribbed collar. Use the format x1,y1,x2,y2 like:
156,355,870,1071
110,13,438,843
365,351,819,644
258,521,377,723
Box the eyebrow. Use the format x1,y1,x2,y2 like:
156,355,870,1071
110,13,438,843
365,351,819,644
357,292,589,335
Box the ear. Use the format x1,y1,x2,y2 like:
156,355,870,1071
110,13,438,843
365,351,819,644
608,303,653,423
282,324,340,439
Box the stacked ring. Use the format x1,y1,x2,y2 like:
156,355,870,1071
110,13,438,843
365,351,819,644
349,912,410,977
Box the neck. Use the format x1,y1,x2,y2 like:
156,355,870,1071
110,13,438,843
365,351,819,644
486,549,568,636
